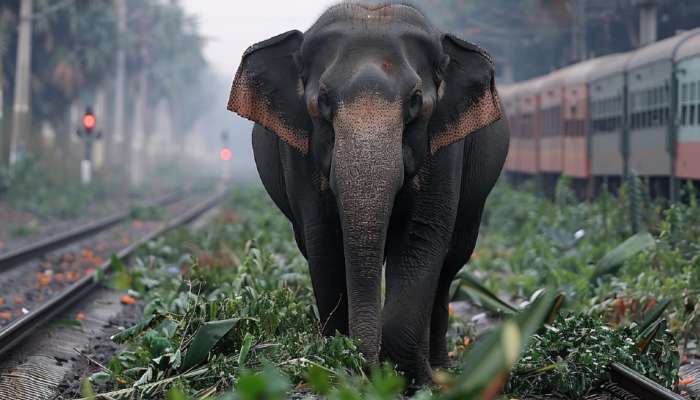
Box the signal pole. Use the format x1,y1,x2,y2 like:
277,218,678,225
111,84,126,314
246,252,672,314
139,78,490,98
10,0,33,166
78,108,101,185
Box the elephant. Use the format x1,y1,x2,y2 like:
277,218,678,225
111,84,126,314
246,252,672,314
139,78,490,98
226,3,509,384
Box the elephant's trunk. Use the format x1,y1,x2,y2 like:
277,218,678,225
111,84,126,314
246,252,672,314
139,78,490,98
330,93,404,364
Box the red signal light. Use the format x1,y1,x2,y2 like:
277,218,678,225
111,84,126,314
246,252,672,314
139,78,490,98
83,114,96,130
220,148,232,161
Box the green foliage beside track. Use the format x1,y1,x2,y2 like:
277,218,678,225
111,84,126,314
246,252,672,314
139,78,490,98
473,179,699,357
83,182,693,399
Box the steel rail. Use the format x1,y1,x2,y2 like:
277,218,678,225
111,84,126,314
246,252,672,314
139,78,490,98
0,191,182,272
609,362,685,400
0,190,228,359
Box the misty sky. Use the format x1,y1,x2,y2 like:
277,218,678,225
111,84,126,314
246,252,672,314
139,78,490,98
182,0,336,76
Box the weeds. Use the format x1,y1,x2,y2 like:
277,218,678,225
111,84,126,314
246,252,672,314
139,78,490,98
0,158,106,218
83,179,694,399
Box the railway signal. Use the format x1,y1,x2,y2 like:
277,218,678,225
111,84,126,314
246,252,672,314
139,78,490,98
76,107,103,185
220,130,232,184
220,147,232,161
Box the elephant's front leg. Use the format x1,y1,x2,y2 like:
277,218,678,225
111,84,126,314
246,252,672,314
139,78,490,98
382,248,444,384
382,189,461,383
303,222,349,336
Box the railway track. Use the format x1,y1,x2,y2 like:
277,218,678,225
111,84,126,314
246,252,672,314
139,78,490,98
0,189,228,360
0,191,182,272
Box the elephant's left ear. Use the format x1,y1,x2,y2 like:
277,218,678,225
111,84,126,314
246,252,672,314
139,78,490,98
428,34,502,154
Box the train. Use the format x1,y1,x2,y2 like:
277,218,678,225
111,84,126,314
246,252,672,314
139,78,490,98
499,27,700,199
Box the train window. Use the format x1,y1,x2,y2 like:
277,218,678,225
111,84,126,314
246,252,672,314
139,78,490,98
681,105,688,126
691,105,697,126
682,84,689,103
646,110,652,128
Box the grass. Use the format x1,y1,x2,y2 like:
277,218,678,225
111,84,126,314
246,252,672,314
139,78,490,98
0,158,107,219
78,179,696,399
471,178,699,361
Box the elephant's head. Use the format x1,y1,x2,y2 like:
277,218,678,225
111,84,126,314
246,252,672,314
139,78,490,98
227,3,501,364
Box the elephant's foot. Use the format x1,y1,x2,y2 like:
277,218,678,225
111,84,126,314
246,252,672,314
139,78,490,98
429,350,452,369
429,336,453,368
381,333,433,385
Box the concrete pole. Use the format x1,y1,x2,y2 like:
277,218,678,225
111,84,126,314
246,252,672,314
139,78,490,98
9,0,33,166
570,0,587,63
129,65,147,187
111,0,126,167
0,51,6,166
639,1,658,46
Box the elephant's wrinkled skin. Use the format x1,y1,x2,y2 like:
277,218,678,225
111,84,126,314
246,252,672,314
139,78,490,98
227,3,509,384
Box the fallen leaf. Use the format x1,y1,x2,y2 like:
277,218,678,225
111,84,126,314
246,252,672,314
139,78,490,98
120,295,137,305
463,336,471,346
0,297,4,306
480,373,508,400
679,377,695,386
65,271,80,282
76,312,86,321
0,311,12,320
36,272,52,286
448,303,454,315
14,296,24,305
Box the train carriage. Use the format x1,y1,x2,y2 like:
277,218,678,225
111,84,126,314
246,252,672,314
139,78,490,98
517,77,545,175
624,32,699,178
588,53,632,179
561,58,608,180
537,71,566,176
499,84,520,173
674,32,700,180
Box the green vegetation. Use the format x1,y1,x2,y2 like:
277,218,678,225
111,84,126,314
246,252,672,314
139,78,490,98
472,178,699,358
0,158,106,218
81,180,695,399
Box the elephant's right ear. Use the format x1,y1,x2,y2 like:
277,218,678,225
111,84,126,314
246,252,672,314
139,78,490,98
227,30,311,154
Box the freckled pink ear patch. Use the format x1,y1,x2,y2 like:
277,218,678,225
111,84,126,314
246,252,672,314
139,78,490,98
228,68,309,154
430,85,502,155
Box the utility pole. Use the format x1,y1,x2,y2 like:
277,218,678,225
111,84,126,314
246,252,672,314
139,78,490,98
111,0,126,167
570,0,587,63
0,51,5,166
637,0,658,46
9,0,33,166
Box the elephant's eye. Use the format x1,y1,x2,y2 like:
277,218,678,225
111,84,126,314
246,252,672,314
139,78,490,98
407,90,423,122
318,91,333,121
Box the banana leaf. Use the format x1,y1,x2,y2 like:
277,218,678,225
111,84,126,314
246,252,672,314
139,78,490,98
638,298,671,333
592,232,655,280
181,318,240,371
453,272,519,316
440,291,559,400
